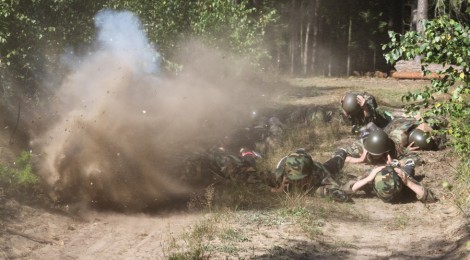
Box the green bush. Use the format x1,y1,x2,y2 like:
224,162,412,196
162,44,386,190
383,16,470,157
383,16,470,212
0,151,38,189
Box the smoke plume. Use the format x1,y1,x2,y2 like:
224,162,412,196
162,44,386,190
31,10,267,210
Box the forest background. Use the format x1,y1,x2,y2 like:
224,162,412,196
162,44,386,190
0,0,469,219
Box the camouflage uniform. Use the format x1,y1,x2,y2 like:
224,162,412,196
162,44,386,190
384,117,421,154
341,128,423,165
274,149,350,202
386,116,448,151
184,147,257,183
340,92,392,132
252,116,286,155
373,166,404,202
373,164,437,203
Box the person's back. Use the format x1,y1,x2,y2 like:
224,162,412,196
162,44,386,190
384,117,421,154
384,117,446,154
272,149,350,202
347,160,438,204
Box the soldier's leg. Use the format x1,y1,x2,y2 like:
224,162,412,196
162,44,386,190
322,148,347,177
339,170,374,196
315,176,351,202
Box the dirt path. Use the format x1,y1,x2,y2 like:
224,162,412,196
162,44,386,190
322,198,465,259
1,193,467,259
1,77,469,259
1,202,204,259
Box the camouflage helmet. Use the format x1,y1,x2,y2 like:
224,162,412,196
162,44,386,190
276,149,313,181
408,129,435,150
342,93,361,115
373,166,403,202
363,129,392,155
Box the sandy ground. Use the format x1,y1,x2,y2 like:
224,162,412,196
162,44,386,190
1,77,469,259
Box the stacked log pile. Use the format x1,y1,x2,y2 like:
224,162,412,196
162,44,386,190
392,60,461,79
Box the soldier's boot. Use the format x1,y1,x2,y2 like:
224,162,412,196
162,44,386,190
316,186,351,202
323,149,347,177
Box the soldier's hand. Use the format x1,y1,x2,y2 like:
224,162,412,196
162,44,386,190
356,95,366,108
407,141,420,151
386,154,392,164
395,168,408,185
270,177,290,193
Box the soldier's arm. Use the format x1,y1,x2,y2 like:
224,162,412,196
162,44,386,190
395,167,424,197
395,167,437,203
351,166,385,192
356,95,370,118
345,149,367,164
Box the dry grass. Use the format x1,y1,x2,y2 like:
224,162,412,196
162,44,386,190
453,160,470,216
166,118,366,258
257,120,350,175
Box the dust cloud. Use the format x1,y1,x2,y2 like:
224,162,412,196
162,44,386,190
30,10,269,210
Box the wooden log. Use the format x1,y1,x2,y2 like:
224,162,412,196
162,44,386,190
391,71,441,79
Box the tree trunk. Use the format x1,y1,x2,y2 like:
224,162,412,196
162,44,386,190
410,0,418,32
411,0,428,63
389,0,404,34
346,15,352,77
310,0,319,74
299,1,304,73
303,17,310,75
416,0,428,34
290,0,296,75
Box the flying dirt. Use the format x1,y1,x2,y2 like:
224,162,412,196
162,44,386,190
28,9,267,211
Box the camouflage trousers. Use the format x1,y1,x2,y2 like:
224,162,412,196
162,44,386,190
315,176,351,202
316,154,350,202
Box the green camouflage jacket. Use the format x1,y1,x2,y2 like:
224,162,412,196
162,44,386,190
274,151,327,187
184,148,257,183
384,117,423,156
274,150,350,202
374,166,437,203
